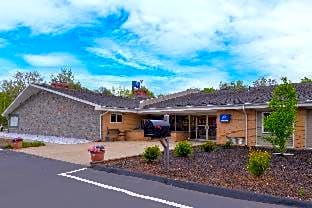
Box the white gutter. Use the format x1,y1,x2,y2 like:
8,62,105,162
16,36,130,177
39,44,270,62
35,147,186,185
242,105,248,146
94,106,137,113
96,102,312,114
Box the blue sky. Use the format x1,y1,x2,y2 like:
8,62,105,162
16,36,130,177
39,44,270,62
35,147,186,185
0,1,311,94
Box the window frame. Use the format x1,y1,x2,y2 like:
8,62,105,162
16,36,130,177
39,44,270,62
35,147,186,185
9,114,19,128
261,112,271,134
110,113,123,123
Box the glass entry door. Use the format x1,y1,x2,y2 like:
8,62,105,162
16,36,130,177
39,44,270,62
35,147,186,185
196,115,207,140
189,115,217,140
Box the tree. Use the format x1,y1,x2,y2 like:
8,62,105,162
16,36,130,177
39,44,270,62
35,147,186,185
0,71,43,127
300,77,312,83
111,86,133,98
1,71,43,100
50,68,83,90
95,87,113,96
0,92,11,126
264,77,298,154
140,86,155,98
110,86,155,98
253,76,277,87
202,87,215,93
219,80,247,90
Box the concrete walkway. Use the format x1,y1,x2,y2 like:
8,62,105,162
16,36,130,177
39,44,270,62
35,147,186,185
15,141,199,165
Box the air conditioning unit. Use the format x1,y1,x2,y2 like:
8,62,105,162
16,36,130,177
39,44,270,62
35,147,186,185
227,137,246,145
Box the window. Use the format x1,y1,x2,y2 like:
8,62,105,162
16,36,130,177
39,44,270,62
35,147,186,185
110,113,122,123
262,112,271,133
9,115,19,127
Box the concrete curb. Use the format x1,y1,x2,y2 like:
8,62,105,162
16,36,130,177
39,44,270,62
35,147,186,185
92,165,312,208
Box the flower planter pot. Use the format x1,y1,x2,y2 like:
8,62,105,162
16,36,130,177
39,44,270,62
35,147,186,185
12,141,23,149
90,151,105,162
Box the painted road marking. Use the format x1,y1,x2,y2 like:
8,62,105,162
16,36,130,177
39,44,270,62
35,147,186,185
58,168,193,208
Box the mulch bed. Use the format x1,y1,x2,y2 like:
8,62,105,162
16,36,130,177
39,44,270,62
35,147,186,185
102,146,312,201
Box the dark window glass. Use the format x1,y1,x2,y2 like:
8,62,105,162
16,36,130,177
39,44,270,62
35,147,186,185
262,112,271,133
117,114,123,122
111,113,122,123
111,114,116,122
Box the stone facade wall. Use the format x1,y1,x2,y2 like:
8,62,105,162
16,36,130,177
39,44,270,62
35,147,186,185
8,91,102,140
216,109,257,146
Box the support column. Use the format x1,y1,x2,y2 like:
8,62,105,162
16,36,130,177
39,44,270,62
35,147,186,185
195,116,198,140
206,115,209,140
174,114,177,131
188,115,191,139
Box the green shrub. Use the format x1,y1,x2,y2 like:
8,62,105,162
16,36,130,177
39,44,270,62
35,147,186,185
3,144,12,149
22,141,45,148
298,187,306,198
223,141,233,149
174,140,193,157
247,150,271,177
143,145,161,162
201,141,216,152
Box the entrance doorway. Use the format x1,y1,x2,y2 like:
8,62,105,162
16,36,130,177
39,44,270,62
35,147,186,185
190,115,217,140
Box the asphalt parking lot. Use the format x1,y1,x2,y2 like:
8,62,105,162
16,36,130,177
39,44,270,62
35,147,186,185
0,150,291,208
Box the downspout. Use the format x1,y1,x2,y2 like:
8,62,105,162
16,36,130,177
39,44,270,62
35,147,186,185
242,105,248,146
100,111,110,141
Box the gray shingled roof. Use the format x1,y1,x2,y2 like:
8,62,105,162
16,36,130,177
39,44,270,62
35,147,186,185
38,84,141,109
144,83,312,109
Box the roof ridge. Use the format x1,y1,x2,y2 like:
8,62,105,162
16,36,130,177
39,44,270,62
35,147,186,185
139,88,200,108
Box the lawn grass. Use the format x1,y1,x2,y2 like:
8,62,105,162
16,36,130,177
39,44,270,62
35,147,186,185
22,141,45,148
2,140,45,149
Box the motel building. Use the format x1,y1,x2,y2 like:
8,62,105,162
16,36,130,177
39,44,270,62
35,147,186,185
2,82,312,149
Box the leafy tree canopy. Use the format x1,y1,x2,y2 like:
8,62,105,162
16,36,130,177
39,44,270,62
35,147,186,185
300,77,312,83
202,87,215,93
264,77,298,153
50,68,83,90
253,76,277,87
0,71,43,100
95,87,113,96
110,86,154,98
219,80,247,90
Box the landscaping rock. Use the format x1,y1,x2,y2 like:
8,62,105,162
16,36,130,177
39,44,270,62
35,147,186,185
103,146,312,201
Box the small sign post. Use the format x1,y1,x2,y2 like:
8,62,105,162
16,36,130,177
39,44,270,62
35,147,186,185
160,137,169,171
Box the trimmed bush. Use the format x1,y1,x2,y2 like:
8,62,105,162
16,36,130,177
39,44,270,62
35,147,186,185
201,141,216,152
174,140,193,157
22,141,45,148
223,141,233,149
143,145,161,162
247,150,271,177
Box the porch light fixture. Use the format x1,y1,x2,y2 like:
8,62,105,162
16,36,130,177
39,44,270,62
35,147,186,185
186,105,193,108
244,102,251,105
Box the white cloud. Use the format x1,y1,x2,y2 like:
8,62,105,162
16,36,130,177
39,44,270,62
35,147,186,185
1,0,312,88
0,0,120,33
23,53,80,67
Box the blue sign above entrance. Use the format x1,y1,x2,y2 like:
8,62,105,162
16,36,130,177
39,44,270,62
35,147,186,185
220,114,231,123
